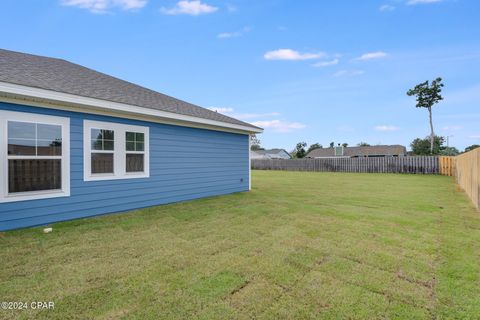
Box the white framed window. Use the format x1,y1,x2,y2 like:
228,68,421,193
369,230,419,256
125,131,146,173
83,120,149,181
0,110,70,203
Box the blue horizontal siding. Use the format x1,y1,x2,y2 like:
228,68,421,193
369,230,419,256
0,102,250,230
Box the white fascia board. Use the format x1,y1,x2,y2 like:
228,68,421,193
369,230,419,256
0,81,263,134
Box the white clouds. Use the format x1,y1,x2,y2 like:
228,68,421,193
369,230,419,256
61,0,146,12
442,125,463,131
208,107,280,120
218,27,251,39
226,4,237,12
264,49,342,69
378,0,443,10
375,125,400,132
217,32,239,39
355,51,388,61
208,107,234,113
161,0,217,15
407,0,443,5
250,120,306,133
469,135,480,139
312,59,339,68
261,48,386,70
264,49,326,61
118,0,145,9
333,70,364,77
379,4,395,11
210,107,303,133
378,0,444,10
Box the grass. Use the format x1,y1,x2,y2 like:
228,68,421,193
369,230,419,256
1,171,480,319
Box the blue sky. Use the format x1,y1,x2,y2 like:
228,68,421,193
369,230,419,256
1,0,479,151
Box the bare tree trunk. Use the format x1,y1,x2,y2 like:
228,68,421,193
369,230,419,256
428,107,434,154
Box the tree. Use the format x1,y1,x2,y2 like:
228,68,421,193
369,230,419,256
292,142,307,158
342,143,348,148
441,147,460,156
250,134,263,151
307,143,322,153
407,77,444,154
357,142,371,147
465,145,480,153
410,136,445,155
329,142,335,148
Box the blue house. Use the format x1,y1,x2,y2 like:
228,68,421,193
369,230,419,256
0,49,262,231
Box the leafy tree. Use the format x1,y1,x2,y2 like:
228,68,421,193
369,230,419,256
292,142,307,158
440,147,460,156
342,143,348,148
307,143,322,153
410,136,445,155
250,134,263,151
465,145,480,153
329,142,335,148
357,142,370,147
407,77,444,154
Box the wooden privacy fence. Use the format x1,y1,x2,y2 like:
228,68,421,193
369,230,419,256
455,149,480,209
252,156,440,174
439,156,455,176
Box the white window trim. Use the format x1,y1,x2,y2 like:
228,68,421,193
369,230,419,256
0,110,70,203
83,120,149,181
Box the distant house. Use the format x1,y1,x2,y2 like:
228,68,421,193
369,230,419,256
251,149,292,160
306,145,407,158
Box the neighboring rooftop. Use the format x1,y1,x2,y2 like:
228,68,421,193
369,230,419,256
0,49,260,131
263,149,290,155
306,145,407,158
251,149,292,159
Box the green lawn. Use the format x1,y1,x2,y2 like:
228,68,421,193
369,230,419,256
1,171,480,319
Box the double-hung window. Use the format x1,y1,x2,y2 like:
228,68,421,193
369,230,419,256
84,120,149,181
0,110,70,203
91,129,115,174
125,131,145,173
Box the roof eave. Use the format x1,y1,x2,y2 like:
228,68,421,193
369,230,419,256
0,81,263,135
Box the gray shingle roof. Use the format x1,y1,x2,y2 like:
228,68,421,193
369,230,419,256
306,145,407,158
251,149,291,159
0,49,260,131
